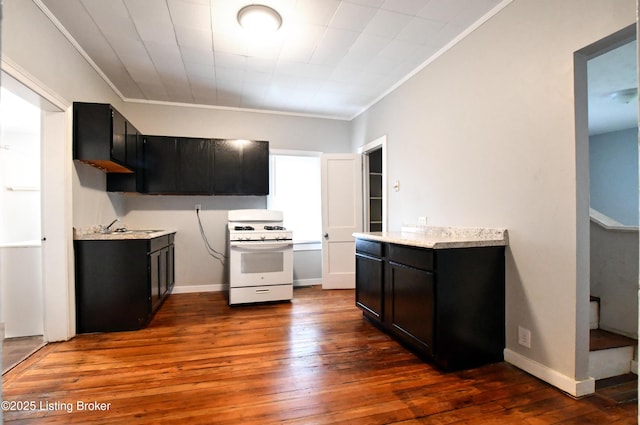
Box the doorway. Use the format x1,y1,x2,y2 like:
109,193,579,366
0,77,45,372
574,24,638,393
0,65,74,352
359,135,388,233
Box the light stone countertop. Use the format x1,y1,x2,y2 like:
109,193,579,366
353,226,508,249
74,227,177,241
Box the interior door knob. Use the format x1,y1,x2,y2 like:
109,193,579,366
324,233,329,239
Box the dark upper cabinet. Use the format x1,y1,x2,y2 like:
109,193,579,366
125,121,140,171
142,136,213,195
107,121,144,193
74,102,269,195
213,139,269,195
176,137,214,194
73,102,132,173
143,136,178,194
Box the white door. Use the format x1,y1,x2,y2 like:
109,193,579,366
321,154,363,289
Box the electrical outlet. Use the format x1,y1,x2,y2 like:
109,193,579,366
518,326,531,348
418,216,427,226
195,204,201,211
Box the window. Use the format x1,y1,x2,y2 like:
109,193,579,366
268,151,321,244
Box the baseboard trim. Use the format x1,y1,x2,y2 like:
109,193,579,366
294,279,322,287
171,284,226,294
504,349,595,397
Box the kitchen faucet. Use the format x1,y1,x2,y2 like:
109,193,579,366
100,218,120,234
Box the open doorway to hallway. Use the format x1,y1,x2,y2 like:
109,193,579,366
0,67,72,371
576,24,638,402
0,81,46,373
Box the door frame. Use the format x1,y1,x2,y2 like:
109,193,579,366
358,135,388,232
2,59,74,342
573,24,637,386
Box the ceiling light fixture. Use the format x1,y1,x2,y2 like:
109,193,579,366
609,87,638,104
237,4,282,33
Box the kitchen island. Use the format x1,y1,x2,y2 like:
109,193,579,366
353,226,508,371
74,228,177,333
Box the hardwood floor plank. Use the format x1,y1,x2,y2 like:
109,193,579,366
2,286,637,424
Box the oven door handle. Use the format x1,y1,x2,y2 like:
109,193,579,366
230,241,293,250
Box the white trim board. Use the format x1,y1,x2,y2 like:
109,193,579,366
504,349,595,397
171,284,225,294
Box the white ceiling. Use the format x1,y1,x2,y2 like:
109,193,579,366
38,0,506,119
587,40,638,135
36,0,638,132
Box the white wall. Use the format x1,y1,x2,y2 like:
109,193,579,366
590,221,639,338
350,0,636,394
590,128,639,226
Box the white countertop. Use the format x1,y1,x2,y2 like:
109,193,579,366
353,226,508,249
74,228,177,241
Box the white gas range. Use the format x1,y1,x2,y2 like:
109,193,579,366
227,209,293,305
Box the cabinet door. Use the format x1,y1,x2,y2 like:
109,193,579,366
167,243,175,291
213,139,269,195
107,121,141,193
241,140,269,195
356,253,384,322
143,136,177,194
75,240,150,333
176,137,213,194
213,139,243,194
150,250,162,309
158,247,168,300
111,108,127,165
73,103,116,162
125,121,139,171
388,262,435,356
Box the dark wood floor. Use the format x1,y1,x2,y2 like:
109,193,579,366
2,286,637,424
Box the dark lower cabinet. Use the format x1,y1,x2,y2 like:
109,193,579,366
355,238,505,371
388,262,435,357
149,235,174,310
355,240,384,323
74,234,175,333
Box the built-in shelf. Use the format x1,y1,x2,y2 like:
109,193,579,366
367,148,383,232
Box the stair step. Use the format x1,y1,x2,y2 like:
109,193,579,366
590,329,636,351
589,329,637,380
